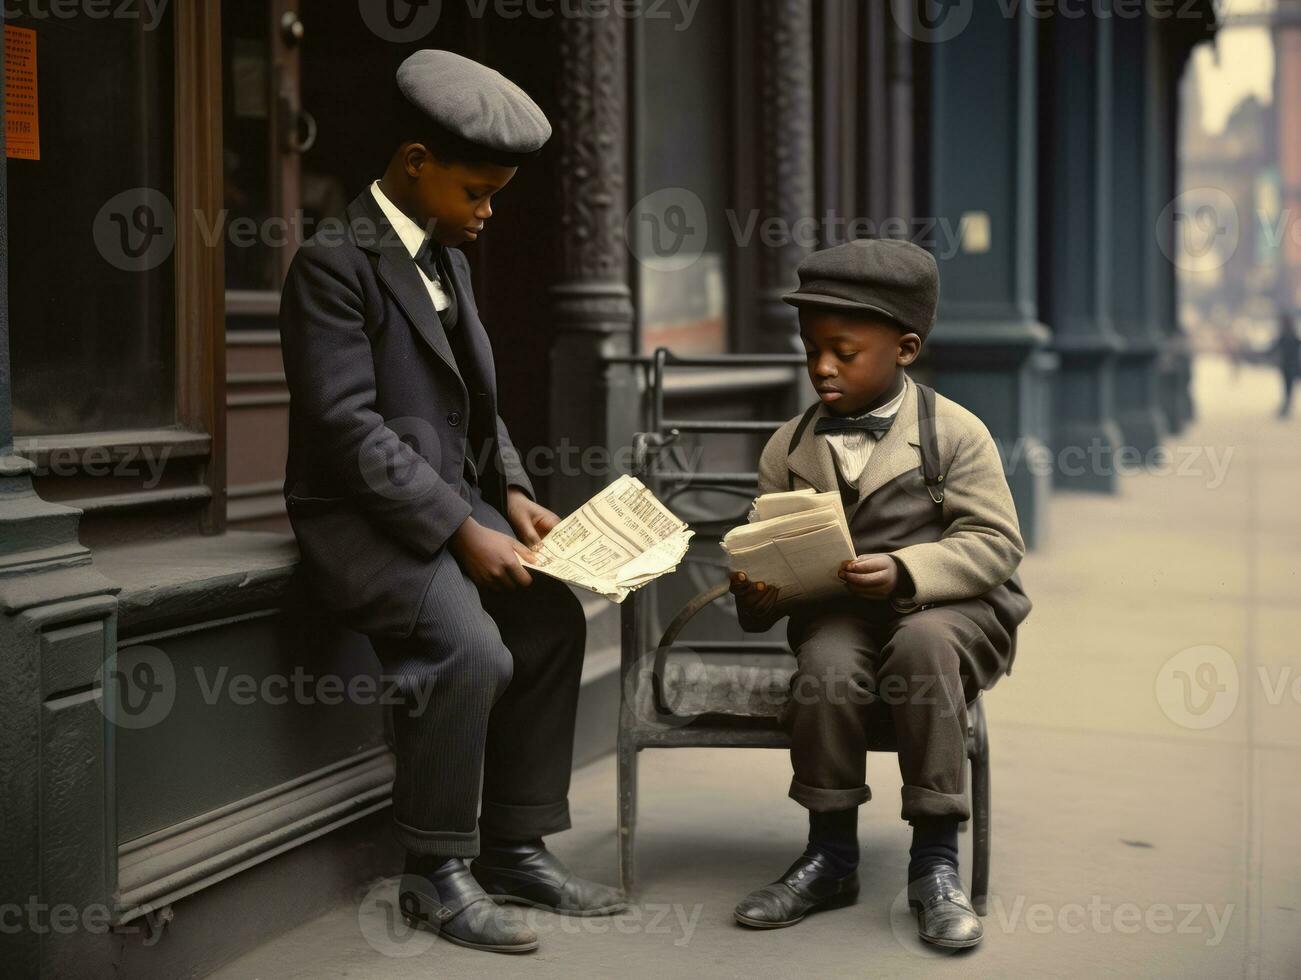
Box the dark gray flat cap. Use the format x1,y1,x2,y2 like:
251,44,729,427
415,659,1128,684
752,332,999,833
397,50,551,156
783,238,939,340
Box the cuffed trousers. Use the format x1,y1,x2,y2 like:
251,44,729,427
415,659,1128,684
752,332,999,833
369,482,587,858
782,596,1010,822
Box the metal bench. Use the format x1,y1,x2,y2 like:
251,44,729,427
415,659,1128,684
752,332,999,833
615,350,992,915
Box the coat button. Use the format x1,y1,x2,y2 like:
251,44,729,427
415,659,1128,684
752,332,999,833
447,411,462,426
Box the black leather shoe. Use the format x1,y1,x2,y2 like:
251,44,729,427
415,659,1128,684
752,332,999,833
399,859,539,954
470,841,628,917
907,863,983,949
733,850,859,929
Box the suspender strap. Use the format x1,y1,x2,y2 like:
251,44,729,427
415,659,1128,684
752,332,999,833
915,383,945,504
785,403,821,491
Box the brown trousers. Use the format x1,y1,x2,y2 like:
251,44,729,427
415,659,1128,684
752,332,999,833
781,595,1010,822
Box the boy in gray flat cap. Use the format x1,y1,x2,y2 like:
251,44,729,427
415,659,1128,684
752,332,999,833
279,50,622,956
729,238,1031,949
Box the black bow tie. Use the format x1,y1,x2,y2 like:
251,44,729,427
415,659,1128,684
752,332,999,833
814,412,896,439
414,238,446,282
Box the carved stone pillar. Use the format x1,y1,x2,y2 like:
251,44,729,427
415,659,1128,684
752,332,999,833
1042,6,1125,492
755,0,815,352
919,0,1053,547
1111,11,1169,457
1153,21,1194,436
548,10,636,513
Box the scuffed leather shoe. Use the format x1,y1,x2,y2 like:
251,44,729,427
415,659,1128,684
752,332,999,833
399,859,538,954
907,863,984,949
734,850,859,929
471,841,628,917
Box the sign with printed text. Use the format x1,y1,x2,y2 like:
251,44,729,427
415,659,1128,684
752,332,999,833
5,26,40,161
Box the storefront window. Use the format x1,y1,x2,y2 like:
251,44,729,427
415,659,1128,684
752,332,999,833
222,4,278,295
632,0,733,355
7,10,176,436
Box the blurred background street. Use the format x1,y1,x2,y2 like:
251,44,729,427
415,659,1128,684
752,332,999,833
210,353,1300,977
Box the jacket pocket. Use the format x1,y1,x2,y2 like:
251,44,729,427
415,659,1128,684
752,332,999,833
285,488,347,515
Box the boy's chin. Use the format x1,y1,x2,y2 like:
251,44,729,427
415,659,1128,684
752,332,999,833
823,391,892,417
824,398,866,416
819,390,869,414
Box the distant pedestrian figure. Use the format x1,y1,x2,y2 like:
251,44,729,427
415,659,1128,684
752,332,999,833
1273,312,1299,418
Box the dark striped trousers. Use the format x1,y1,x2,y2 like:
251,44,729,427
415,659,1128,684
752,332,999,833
369,481,587,858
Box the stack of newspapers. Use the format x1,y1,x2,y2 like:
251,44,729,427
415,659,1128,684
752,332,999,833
521,475,694,603
721,488,856,602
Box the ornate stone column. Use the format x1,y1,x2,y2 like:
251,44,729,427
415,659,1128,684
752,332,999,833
1110,11,1169,456
754,0,814,353
1041,4,1125,492
918,0,1053,547
1154,19,1195,436
548,9,636,513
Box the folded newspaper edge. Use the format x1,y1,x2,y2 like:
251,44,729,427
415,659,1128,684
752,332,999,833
720,490,855,602
519,475,694,603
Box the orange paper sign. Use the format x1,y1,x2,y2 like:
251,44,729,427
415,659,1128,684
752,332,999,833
5,25,40,161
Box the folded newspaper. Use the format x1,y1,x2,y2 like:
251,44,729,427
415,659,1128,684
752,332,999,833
520,475,694,602
720,488,856,602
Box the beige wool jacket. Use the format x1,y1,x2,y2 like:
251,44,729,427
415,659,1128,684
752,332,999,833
756,373,1030,628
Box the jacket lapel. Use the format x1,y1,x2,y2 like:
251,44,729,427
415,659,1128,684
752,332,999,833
853,374,923,501
346,192,466,396
442,252,494,398
786,403,838,492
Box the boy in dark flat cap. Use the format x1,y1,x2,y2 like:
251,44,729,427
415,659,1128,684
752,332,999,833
729,239,1031,949
279,50,622,956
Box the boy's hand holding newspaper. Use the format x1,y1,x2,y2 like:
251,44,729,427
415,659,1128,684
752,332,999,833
519,475,693,603
729,570,783,632
721,489,856,606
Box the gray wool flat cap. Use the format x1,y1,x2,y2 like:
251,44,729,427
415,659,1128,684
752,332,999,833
396,50,552,155
783,238,940,340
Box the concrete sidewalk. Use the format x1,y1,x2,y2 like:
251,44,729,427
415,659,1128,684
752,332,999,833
212,356,1300,979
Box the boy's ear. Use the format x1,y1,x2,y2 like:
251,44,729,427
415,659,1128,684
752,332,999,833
399,142,432,179
896,332,922,366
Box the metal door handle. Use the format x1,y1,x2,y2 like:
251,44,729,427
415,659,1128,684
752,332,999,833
286,110,317,154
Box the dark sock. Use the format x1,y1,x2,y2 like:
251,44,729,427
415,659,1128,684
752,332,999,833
480,832,544,853
908,817,959,880
806,807,860,874
404,851,461,878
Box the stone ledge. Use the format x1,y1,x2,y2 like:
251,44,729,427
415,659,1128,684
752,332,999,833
92,531,300,637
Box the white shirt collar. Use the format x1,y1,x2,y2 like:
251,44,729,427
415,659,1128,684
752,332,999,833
370,180,429,260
